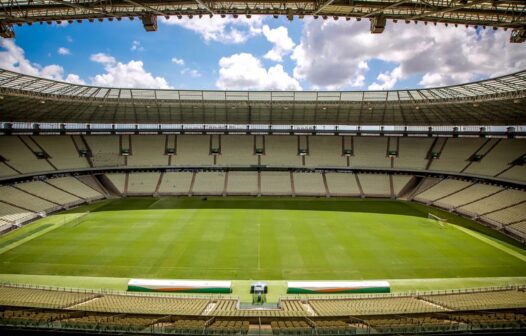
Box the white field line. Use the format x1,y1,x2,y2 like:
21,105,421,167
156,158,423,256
450,225,526,262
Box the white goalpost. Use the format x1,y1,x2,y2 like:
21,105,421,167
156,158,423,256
428,213,448,227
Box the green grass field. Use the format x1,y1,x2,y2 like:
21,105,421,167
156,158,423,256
1,197,525,288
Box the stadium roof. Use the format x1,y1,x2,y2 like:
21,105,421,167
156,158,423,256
1,1,525,41
0,68,525,126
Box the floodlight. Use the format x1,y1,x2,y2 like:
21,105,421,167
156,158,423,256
370,15,386,33
141,14,157,32
510,28,526,43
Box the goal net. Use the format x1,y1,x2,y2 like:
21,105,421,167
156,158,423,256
428,213,448,227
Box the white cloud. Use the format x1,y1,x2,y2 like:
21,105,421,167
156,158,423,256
172,57,185,66
1,40,170,89
0,38,84,84
0,39,39,76
131,40,144,51
419,73,445,88
368,66,403,90
66,36,73,43
64,74,86,85
160,16,264,44
90,53,116,65
292,19,526,90
90,52,172,89
216,52,301,90
181,68,202,78
262,25,295,62
57,47,70,55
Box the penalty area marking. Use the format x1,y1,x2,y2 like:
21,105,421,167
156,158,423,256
148,198,164,209
450,225,526,263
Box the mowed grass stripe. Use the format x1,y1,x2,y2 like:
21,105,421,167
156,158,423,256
0,197,524,280
451,225,526,262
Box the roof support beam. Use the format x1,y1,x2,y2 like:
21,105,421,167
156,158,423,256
46,0,108,16
361,0,411,18
313,0,337,15
122,0,167,16
409,0,487,21
195,0,214,15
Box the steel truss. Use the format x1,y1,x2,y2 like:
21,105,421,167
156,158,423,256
0,68,525,126
0,1,525,40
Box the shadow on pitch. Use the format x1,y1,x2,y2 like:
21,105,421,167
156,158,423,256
82,196,428,218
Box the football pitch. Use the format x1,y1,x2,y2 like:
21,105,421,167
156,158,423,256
1,197,525,287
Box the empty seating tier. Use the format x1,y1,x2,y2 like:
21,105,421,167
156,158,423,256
325,173,361,196
33,136,90,170
305,136,346,167
261,136,301,167
158,172,193,195
174,135,213,166
0,136,54,174
75,294,210,315
84,136,124,167
459,189,526,216
415,179,472,203
227,171,258,195
0,201,36,224
271,320,311,333
106,174,126,194
466,139,525,178
422,289,526,311
0,135,525,184
436,183,503,211
392,175,413,197
363,316,457,333
483,202,526,226
0,285,525,318
0,163,18,178
16,180,82,206
293,172,326,195
127,172,160,195
0,186,57,212
358,174,390,197
499,165,526,183
429,138,486,173
508,221,526,236
127,135,168,167
447,311,526,329
0,286,97,309
394,137,434,170
195,299,308,317
61,315,160,332
192,172,226,195
310,296,442,316
351,136,390,168
260,172,292,195
216,135,257,166
47,176,103,200
163,319,207,333
208,320,249,334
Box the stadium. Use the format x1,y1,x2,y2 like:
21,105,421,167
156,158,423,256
1,1,526,335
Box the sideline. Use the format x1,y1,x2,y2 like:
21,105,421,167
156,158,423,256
450,225,526,262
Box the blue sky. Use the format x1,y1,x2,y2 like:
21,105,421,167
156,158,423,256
1,16,525,91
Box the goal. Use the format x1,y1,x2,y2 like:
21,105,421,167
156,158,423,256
428,213,448,227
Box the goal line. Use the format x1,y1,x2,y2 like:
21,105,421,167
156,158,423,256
428,213,448,227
